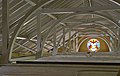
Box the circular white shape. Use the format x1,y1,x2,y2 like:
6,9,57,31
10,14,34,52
87,39,100,52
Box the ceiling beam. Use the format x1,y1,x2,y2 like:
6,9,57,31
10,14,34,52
41,5,120,14
65,23,112,28
63,18,107,23
15,42,36,54
13,37,54,53
24,0,36,6
66,22,118,38
46,14,57,20
71,28,106,32
45,42,53,47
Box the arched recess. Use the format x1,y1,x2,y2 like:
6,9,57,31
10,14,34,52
55,27,113,53
75,22,118,50
55,23,116,52
56,21,116,47
8,7,120,60
78,37,110,52
76,28,112,52
60,21,117,52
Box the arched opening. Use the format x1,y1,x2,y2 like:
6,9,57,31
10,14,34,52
79,37,109,52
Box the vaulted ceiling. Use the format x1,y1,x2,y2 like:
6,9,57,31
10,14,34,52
0,0,120,61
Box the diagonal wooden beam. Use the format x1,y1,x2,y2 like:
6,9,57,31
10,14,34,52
15,42,36,53
24,0,36,6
